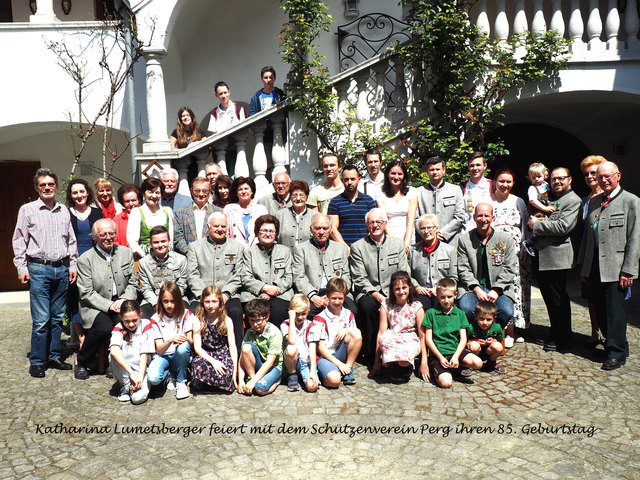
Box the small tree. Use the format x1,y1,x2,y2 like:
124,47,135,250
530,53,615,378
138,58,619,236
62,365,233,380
46,10,153,179
399,0,570,183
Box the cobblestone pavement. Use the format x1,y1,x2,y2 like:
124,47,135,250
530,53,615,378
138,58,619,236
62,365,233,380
1,281,639,480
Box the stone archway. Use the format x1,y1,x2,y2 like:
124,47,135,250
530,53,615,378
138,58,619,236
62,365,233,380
487,123,590,200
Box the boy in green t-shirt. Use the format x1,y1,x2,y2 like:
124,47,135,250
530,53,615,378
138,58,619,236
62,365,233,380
467,300,506,374
238,299,283,396
420,278,482,388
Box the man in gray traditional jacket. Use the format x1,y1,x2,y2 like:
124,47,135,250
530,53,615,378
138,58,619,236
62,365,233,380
457,203,515,329
528,167,581,352
76,218,139,379
187,212,244,350
415,156,466,244
350,208,409,365
292,214,355,317
579,161,640,371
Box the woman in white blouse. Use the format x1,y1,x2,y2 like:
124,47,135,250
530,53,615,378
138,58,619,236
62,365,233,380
127,177,174,258
223,176,268,248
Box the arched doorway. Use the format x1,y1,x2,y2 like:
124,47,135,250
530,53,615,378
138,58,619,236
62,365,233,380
488,123,590,199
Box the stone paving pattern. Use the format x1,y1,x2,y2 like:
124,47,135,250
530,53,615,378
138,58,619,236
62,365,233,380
1,281,639,479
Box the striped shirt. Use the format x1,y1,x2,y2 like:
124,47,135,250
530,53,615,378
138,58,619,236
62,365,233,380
327,191,376,246
12,198,78,275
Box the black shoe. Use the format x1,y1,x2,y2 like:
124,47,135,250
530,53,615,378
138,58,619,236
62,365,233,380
533,337,547,346
543,341,557,352
29,364,46,378
105,365,113,379
74,365,90,380
602,358,626,371
48,358,73,370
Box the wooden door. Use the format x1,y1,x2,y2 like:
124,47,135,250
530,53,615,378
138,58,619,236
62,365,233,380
0,162,40,291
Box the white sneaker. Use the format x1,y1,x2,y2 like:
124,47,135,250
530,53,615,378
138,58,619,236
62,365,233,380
504,336,515,349
176,381,190,400
515,336,525,343
118,384,131,402
166,376,177,391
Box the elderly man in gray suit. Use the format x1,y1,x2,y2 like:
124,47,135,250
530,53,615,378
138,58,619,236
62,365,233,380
187,212,244,351
457,203,516,329
351,208,410,365
579,161,640,370
76,218,139,380
528,167,581,352
415,156,466,244
292,214,355,317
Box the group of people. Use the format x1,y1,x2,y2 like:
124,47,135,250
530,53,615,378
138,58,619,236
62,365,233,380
12,148,639,403
169,66,286,177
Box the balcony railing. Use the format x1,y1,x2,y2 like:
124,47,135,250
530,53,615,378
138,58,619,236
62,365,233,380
472,0,640,60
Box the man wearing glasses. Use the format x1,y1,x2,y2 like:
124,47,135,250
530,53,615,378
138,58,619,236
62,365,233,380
528,167,581,353
13,168,78,378
258,172,292,215
350,208,409,366
75,218,139,379
578,161,640,370
174,177,220,255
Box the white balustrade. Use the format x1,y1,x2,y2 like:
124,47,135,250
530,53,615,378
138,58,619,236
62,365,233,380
251,122,269,190
234,130,250,178
605,0,621,49
550,0,565,37
355,69,371,122
214,139,228,175
625,0,640,48
568,0,585,50
477,0,490,36
532,0,547,35
513,0,528,35
372,61,388,120
334,80,350,120
390,57,408,123
587,0,604,49
271,116,287,175
175,158,191,196
494,0,509,41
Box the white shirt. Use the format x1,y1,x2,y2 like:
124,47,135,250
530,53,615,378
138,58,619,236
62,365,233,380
110,318,155,371
151,311,194,356
127,204,174,256
312,306,356,354
463,177,493,231
280,318,319,363
358,174,384,199
192,203,208,241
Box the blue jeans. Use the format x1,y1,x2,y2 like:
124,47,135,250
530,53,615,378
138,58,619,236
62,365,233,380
317,340,349,382
459,287,514,329
28,262,69,366
148,342,190,384
243,342,282,393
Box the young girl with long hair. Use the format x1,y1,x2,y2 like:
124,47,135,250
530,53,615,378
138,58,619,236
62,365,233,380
370,271,424,383
109,300,155,404
147,282,195,400
190,286,238,393
170,106,204,149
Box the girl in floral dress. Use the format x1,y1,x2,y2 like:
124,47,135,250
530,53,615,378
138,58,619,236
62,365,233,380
369,271,424,382
190,286,237,393
490,168,531,347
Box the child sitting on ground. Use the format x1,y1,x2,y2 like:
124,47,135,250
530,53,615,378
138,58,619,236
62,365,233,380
281,294,320,392
109,300,155,404
191,286,238,393
314,278,362,388
420,277,482,388
369,271,424,383
237,299,283,396
148,282,195,400
466,300,506,374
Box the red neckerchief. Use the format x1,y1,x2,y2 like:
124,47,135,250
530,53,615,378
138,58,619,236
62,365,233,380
598,194,612,220
423,239,439,257
100,198,117,219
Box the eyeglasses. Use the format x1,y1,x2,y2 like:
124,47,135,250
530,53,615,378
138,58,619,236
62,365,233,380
259,229,276,235
291,193,307,199
248,316,268,323
274,182,290,186
193,189,210,194
98,232,116,238
419,225,438,231
550,176,569,183
368,220,387,226
583,170,597,177
598,172,619,181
